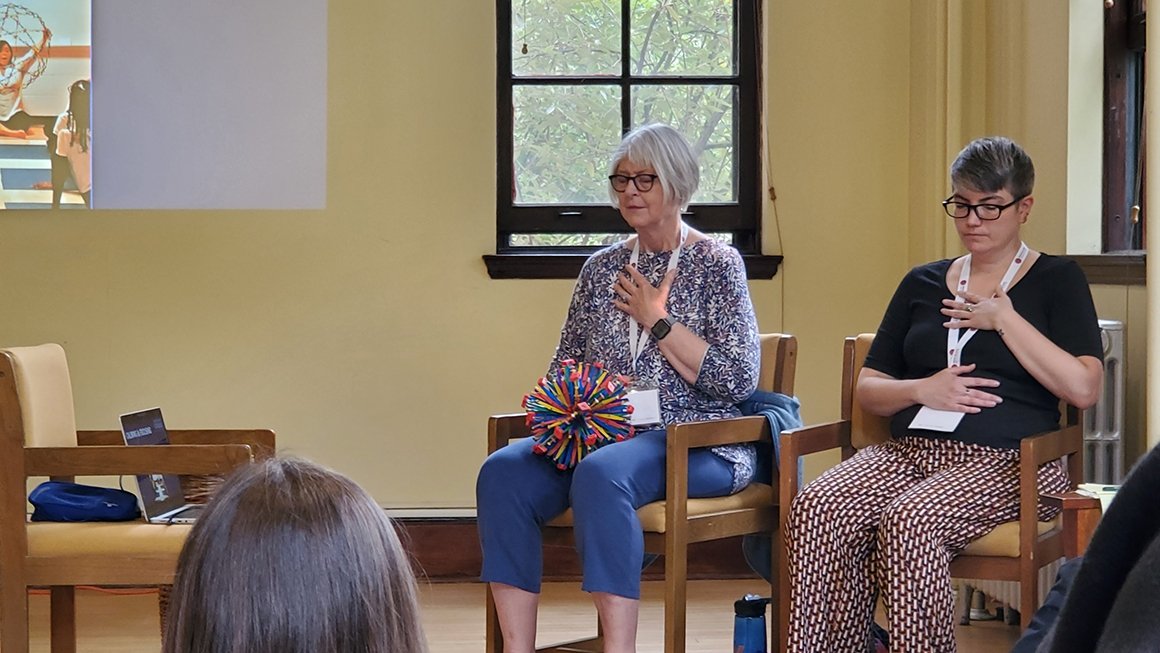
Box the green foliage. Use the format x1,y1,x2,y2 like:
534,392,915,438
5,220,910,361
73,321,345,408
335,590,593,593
510,232,733,248
511,0,738,207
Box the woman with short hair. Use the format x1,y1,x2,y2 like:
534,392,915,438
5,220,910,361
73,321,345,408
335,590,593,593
784,136,1104,653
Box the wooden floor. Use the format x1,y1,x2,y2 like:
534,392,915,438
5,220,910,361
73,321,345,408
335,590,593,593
28,580,1021,652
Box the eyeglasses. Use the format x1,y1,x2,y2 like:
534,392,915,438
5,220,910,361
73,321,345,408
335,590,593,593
608,173,659,193
942,195,1026,221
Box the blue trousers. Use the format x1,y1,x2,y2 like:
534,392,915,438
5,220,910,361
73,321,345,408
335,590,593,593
476,429,736,599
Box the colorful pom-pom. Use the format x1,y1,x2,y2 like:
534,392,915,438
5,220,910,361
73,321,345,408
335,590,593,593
524,360,635,470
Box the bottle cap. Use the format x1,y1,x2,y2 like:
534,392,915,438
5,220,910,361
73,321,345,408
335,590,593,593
734,595,771,617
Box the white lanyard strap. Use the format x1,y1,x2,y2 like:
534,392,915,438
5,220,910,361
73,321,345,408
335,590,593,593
946,241,1028,367
627,222,688,371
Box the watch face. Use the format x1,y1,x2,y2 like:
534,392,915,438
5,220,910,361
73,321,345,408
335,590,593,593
650,317,672,340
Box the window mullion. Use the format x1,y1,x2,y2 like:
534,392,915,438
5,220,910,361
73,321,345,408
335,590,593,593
621,0,632,135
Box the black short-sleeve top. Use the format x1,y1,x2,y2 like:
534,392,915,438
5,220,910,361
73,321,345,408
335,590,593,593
863,254,1104,449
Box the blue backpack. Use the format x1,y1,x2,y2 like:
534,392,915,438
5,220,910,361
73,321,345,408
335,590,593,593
28,481,142,522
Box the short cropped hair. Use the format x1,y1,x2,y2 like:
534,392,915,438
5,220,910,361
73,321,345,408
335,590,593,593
607,123,700,210
950,136,1035,199
163,458,427,653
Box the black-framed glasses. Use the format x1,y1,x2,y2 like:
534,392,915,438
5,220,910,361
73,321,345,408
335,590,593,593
608,173,659,193
942,195,1026,221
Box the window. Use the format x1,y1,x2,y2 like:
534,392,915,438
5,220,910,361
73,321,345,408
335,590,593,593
489,0,773,279
1104,0,1145,252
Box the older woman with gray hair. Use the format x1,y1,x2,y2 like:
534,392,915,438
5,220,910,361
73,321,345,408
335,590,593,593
476,123,761,652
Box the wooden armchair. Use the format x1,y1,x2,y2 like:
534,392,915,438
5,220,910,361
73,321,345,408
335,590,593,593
0,344,276,653
484,333,798,653
775,334,1094,651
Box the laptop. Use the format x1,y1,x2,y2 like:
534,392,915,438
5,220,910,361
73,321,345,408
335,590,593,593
119,407,204,524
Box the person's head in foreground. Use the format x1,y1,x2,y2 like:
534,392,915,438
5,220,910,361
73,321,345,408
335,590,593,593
163,457,427,653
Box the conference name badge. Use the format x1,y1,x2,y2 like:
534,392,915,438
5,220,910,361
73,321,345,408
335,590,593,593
909,406,965,433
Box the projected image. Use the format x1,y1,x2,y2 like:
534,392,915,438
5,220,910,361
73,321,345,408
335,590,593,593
0,1,89,209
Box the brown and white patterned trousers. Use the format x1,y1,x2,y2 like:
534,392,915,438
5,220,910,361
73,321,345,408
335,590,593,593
784,436,1068,653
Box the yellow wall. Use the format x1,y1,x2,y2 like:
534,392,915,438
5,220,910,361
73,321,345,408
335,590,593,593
1,1,1142,508
767,1,912,425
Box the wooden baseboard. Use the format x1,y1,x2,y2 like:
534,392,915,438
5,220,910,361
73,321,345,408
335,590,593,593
396,518,761,583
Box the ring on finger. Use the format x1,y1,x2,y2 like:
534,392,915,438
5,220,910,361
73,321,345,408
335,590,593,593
964,304,974,313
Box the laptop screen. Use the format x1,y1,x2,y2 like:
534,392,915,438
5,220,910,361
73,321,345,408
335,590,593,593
120,408,186,519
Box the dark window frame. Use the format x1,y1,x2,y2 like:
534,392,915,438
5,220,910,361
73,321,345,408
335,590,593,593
490,0,780,280
1103,0,1145,253
1077,0,1147,286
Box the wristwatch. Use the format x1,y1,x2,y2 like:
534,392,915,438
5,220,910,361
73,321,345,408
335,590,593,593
650,316,674,341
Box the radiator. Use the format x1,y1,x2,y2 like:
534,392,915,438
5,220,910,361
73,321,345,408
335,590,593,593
1084,319,1125,484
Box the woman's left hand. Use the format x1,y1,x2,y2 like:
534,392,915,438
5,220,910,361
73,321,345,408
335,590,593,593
941,285,1014,332
613,265,674,327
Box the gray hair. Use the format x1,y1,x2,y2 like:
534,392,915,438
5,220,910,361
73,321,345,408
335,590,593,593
950,136,1035,199
607,124,700,210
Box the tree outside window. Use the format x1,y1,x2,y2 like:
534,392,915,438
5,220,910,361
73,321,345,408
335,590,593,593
493,0,763,273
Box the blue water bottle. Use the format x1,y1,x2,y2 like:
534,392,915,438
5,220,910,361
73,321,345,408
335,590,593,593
733,593,770,653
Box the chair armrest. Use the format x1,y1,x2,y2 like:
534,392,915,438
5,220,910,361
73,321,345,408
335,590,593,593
77,429,276,460
1041,491,1102,558
662,417,771,520
1021,424,1083,467
487,414,529,454
666,416,770,449
26,444,254,477
778,420,852,460
778,420,853,504
1017,424,1085,557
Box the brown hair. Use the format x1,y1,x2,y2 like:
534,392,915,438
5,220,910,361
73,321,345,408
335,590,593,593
163,458,427,653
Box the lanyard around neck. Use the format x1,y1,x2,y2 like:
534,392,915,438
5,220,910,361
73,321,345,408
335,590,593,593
946,241,1028,367
627,222,688,372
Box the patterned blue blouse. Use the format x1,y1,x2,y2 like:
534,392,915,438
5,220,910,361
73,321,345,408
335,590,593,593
549,237,762,492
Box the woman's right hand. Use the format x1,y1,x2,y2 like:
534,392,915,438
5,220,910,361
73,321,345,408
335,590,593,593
915,364,1002,413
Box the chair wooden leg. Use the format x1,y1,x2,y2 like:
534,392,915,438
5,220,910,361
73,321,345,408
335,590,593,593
664,544,688,653
776,531,790,653
0,581,30,653
767,563,779,653
958,584,974,625
485,584,504,653
1019,563,1037,631
49,586,76,653
765,529,779,653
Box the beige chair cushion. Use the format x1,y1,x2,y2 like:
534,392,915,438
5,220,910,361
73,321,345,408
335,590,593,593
546,483,773,534
5,344,78,447
959,517,1060,558
27,522,191,556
